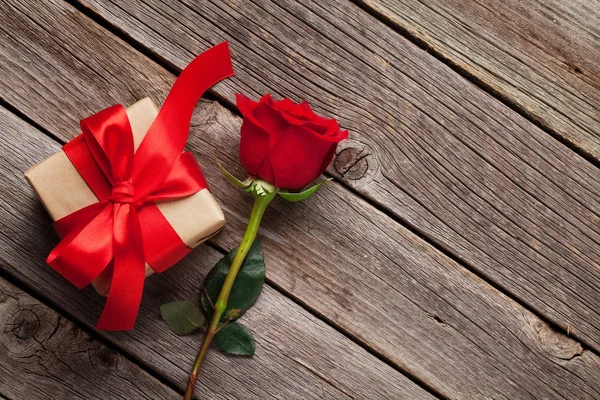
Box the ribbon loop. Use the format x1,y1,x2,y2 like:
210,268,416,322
81,104,134,185
47,42,234,330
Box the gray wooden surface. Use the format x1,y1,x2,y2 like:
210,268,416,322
360,0,600,160
0,276,181,400
78,0,600,353
1,0,600,399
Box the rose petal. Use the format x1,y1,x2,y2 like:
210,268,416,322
298,101,313,113
235,93,268,132
318,144,338,175
255,101,291,146
276,98,315,121
305,120,330,135
279,109,313,126
263,93,276,107
239,119,271,176
320,119,345,138
304,120,348,142
235,93,259,116
268,125,336,189
256,155,276,184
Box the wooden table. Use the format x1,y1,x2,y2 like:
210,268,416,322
1,0,599,398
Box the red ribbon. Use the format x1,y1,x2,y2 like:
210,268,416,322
46,43,234,330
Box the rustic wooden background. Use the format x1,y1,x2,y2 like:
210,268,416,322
1,0,600,399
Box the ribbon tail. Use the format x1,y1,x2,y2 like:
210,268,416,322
47,203,114,289
132,42,234,196
137,204,191,272
96,204,146,330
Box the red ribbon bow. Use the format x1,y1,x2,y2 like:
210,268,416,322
46,43,234,330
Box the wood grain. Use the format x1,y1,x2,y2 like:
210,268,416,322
0,108,429,399
0,276,180,400
2,0,600,398
77,0,600,353
360,0,600,159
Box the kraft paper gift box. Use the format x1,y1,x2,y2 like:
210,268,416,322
25,97,226,295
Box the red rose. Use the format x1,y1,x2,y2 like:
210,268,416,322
235,94,348,190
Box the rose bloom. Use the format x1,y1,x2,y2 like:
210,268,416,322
235,94,348,190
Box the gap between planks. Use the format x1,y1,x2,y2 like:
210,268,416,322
65,0,600,353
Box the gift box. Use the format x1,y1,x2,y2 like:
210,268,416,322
24,43,234,330
25,97,225,294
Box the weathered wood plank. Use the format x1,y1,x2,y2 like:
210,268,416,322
0,276,180,400
2,0,600,398
77,0,600,352
0,108,429,399
361,0,600,159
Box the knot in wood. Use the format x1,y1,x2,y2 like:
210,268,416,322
534,320,583,360
9,309,40,339
91,346,118,369
334,147,369,180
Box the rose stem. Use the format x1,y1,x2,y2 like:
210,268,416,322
184,190,275,400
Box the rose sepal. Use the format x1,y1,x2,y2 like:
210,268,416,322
278,178,332,202
245,179,277,197
217,157,251,189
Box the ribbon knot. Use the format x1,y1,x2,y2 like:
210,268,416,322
109,180,135,203
45,43,234,331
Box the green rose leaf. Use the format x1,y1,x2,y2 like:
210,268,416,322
278,178,332,202
160,301,204,335
214,321,256,356
201,240,265,320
